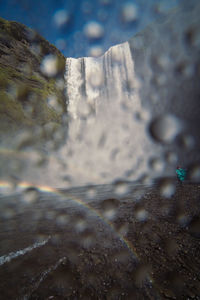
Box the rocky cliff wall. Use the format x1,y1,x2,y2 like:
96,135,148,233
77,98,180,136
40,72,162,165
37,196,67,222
63,1,200,185
0,17,67,149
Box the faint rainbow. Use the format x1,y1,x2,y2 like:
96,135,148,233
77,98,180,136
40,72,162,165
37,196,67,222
0,180,139,261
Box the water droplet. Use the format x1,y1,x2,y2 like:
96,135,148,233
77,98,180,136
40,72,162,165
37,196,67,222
159,178,175,198
84,21,104,40
89,46,104,57
149,114,182,144
149,157,165,172
15,131,34,150
45,210,56,220
22,187,39,204
135,208,148,222
113,181,129,196
139,174,153,186
86,187,97,199
43,122,59,138
75,219,87,233
40,55,58,77
116,223,129,237
157,54,171,69
53,9,70,29
80,230,94,247
47,95,63,113
88,70,104,88
2,208,15,220
121,3,138,23
56,38,67,51
101,198,119,219
132,186,145,201
133,264,151,287
56,214,69,227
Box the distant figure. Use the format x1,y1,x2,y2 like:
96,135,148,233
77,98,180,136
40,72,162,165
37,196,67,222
176,166,187,183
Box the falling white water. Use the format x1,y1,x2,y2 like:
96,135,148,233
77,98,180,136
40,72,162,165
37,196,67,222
61,41,154,185
65,42,142,118
0,237,50,266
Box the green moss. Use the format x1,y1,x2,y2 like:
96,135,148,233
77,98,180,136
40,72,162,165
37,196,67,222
0,62,65,121
0,91,33,127
0,16,67,145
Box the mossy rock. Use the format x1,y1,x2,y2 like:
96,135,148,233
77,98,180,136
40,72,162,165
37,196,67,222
0,17,67,148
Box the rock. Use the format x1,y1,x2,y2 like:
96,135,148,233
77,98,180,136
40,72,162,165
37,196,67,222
0,17,67,148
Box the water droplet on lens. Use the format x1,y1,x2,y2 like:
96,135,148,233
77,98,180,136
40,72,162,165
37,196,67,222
101,198,119,219
16,131,34,150
84,21,104,40
89,46,104,57
86,187,97,199
149,114,182,144
75,219,87,233
159,178,175,198
56,38,67,51
53,9,70,29
56,214,69,227
113,181,129,196
135,208,148,222
40,55,58,77
149,157,165,172
88,70,104,88
45,210,56,220
47,95,63,113
121,3,138,23
22,187,39,204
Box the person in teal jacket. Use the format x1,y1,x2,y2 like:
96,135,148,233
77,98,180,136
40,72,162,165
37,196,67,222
176,166,187,183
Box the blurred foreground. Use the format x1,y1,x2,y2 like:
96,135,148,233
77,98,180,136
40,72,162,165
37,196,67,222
0,182,200,299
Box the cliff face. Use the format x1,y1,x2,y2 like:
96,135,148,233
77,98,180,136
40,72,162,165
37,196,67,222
128,1,200,165
63,1,200,185
0,17,67,148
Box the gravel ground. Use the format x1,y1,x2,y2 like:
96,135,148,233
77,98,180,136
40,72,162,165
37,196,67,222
0,182,200,299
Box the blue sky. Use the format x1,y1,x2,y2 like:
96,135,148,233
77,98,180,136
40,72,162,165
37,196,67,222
0,0,181,58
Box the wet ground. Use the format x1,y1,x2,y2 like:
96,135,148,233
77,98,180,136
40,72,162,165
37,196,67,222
0,182,200,299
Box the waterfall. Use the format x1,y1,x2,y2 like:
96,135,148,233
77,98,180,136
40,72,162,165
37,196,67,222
62,42,152,185
65,42,141,118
